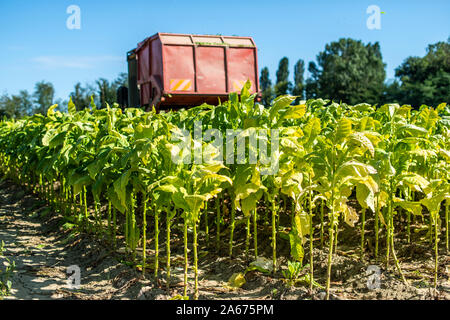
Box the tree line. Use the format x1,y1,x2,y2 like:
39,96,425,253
0,73,127,119
1,37,448,118
260,37,449,107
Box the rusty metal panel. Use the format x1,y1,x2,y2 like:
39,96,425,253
223,37,254,47
192,36,223,45
160,34,192,45
196,46,226,94
227,47,257,93
137,44,150,83
137,43,150,105
151,38,163,85
163,45,195,93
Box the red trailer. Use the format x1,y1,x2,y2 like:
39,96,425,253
127,33,260,111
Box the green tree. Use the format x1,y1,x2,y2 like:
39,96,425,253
114,72,128,88
292,59,305,99
96,79,115,108
17,90,33,116
305,62,320,99
306,38,386,104
274,57,292,96
0,90,33,118
70,83,96,111
96,73,128,107
33,81,55,115
259,67,273,107
382,80,404,104
394,39,450,107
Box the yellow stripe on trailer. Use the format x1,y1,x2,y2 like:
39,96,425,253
170,79,192,91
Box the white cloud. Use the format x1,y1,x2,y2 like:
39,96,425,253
32,55,123,69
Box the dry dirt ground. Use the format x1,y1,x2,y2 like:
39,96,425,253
0,179,449,300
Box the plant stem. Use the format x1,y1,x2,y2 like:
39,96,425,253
245,215,250,258
360,208,366,260
216,196,221,251
183,219,188,297
142,195,147,276
390,218,407,285
271,199,277,274
125,210,129,248
78,192,83,225
108,201,112,241
113,206,117,249
131,194,136,263
229,202,236,257
434,213,438,289
375,195,379,261
253,208,258,259
429,213,433,245
325,209,335,300
386,206,391,269
446,203,449,253
83,186,88,228
204,202,209,246
94,200,100,232
308,173,314,292
166,208,172,292
154,208,159,279
193,220,198,300
388,187,406,284
320,198,324,248
407,211,411,244
334,217,339,254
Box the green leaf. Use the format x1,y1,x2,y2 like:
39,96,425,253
42,129,56,147
421,193,446,216
68,97,77,115
288,230,304,262
302,117,321,147
356,183,375,212
394,198,423,216
335,161,377,182
90,95,97,110
47,104,58,118
156,184,179,194
336,118,352,142
227,272,246,289
185,195,207,223
113,170,132,208
397,124,428,137
280,104,306,120
248,257,273,273
240,191,262,216
269,95,296,122
72,175,92,195
399,173,429,192
348,132,375,157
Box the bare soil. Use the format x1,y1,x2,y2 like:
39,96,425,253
0,179,448,300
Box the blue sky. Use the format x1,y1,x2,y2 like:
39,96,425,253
1,0,449,101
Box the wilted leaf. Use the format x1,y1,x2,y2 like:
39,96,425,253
227,272,246,289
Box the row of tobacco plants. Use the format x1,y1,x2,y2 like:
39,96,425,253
0,82,449,299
